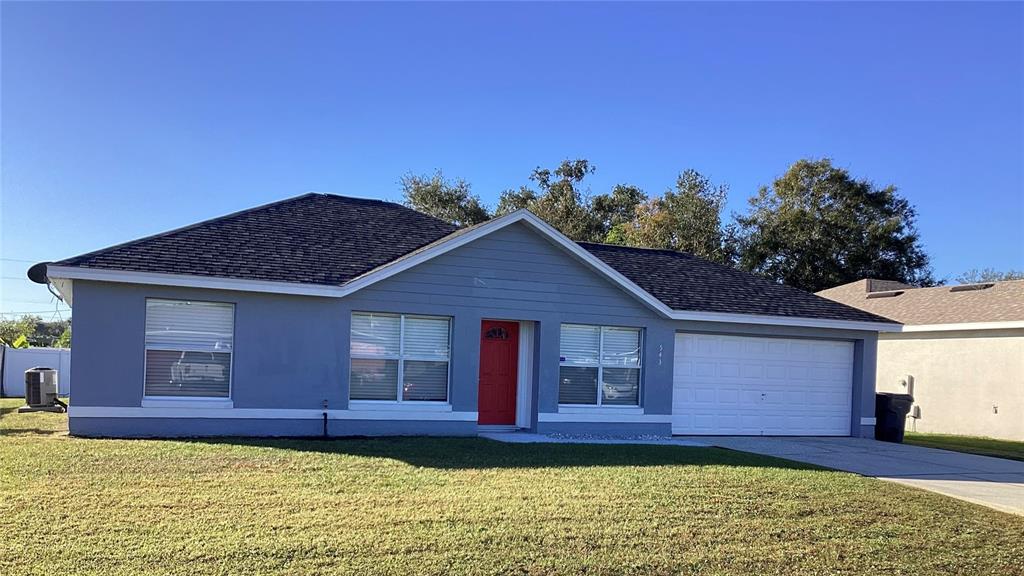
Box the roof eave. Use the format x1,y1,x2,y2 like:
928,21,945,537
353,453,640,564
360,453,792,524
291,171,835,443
668,309,902,332
44,265,350,299
898,320,1024,333
43,208,902,332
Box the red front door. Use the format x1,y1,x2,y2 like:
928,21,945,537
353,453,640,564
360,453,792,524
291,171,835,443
478,320,519,425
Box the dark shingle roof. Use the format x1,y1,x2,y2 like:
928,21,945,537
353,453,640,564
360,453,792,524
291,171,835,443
578,242,895,324
54,193,458,285
50,193,896,324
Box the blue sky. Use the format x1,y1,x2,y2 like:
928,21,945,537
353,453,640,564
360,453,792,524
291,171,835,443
2,1,1022,318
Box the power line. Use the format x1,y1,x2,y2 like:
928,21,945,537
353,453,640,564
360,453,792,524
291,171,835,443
0,258,39,263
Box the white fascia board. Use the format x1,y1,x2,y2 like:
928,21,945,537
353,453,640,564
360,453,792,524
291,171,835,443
46,266,349,298
898,321,1024,333
669,308,903,332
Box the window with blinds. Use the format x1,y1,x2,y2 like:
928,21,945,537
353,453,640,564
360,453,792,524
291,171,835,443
350,312,450,402
144,299,234,398
559,324,641,406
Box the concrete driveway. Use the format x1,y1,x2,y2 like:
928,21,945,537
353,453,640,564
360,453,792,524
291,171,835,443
685,436,1024,515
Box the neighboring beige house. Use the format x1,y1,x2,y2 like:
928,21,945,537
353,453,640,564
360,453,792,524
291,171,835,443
818,279,1024,441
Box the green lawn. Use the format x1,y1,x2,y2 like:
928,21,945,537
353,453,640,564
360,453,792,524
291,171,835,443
905,431,1024,462
2,399,1022,575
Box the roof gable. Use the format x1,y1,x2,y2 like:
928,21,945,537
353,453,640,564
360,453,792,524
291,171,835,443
335,210,676,316
348,220,660,319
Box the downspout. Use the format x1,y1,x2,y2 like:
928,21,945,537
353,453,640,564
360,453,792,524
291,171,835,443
322,399,329,438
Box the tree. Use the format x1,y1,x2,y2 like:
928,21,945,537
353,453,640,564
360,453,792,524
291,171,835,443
54,325,72,348
492,159,602,241
524,159,605,241
0,315,40,347
734,158,934,292
591,184,647,241
33,318,70,347
955,268,1024,284
0,316,71,348
401,170,491,227
495,186,538,216
611,169,731,263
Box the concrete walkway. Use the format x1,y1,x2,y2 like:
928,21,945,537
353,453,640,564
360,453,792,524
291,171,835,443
682,436,1024,516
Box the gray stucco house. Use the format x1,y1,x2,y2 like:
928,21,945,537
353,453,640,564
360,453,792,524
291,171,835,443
32,193,899,438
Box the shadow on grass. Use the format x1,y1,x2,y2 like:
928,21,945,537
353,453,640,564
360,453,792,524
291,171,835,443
1,427,63,436
178,436,822,471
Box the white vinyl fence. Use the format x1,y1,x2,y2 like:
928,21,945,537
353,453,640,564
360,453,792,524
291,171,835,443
0,346,71,397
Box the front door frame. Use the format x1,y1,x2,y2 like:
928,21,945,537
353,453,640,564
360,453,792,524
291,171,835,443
514,320,535,429
478,319,520,426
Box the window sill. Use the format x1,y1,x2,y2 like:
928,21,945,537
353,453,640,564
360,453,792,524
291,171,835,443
142,397,234,409
557,405,643,415
347,400,452,412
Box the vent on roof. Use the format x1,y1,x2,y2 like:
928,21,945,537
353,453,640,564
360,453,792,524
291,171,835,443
950,283,995,292
866,279,913,293
866,290,904,299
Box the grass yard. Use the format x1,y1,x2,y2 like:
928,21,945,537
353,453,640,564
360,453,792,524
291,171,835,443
2,399,1022,576
905,431,1024,462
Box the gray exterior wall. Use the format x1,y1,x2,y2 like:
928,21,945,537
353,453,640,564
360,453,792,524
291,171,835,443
67,222,879,438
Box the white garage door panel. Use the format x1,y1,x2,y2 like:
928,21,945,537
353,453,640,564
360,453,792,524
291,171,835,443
672,333,853,436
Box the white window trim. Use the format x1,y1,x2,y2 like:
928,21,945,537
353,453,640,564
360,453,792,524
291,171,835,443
143,298,235,403
556,405,644,415
141,397,234,409
558,324,643,408
350,312,451,404
347,400,453,412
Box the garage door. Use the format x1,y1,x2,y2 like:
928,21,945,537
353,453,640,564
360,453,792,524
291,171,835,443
672,333,854,436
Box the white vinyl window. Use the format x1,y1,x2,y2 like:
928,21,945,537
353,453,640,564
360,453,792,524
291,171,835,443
144,299,234,398
559,324,641,406
350,312,450,402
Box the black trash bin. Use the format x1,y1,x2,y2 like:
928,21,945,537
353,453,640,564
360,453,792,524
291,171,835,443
875,393,914,442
